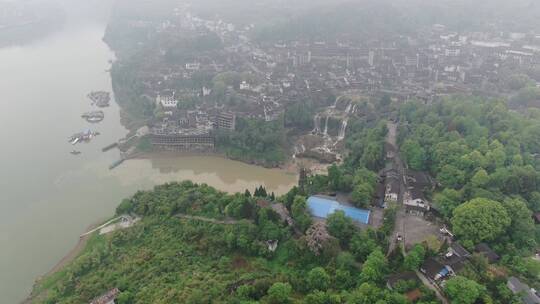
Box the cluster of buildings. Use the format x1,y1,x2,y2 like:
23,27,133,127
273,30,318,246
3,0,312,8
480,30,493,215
421,241,540,304
121,3,540,156
151,93,236,151
375,140,434,217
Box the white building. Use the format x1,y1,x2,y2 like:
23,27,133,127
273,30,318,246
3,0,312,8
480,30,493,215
239,81,251,91
185,62,200,70
404,188,430,216
156,94,179,108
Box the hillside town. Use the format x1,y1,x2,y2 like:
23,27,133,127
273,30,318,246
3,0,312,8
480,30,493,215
110,3,540,163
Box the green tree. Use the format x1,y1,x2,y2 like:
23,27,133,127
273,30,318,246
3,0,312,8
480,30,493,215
326,211,356,246
350,231,378,262
307,267,330,291
328,164,341,190
351,183,373,208
359,249,388,284
505,73,533,90
404,244,426,271
437,164,465,189
444,276,484,304
401,139,426,170
347,283,382,304
503,198,536,249
451,198,511,244
267,282,292,304
291,196,313,232
471,169,489,188
433,189,462,219
284,100,315,130
304,291,341,304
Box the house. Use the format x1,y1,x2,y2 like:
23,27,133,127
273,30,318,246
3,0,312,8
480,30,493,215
185,62,200,70
156,94,179,108
475,243,500,264
404,188,430,216
507,277,540,304
406,170,435,191
385,177,400,203
90,288,120,304
441,243,470,274
239,81,251,91
447,242,471,259
420,257,451,281
421,243,471,283
215,112,236,130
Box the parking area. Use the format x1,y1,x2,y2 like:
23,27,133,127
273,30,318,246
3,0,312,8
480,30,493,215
403,214,443,250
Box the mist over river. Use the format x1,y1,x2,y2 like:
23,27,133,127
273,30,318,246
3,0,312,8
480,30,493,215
0,1,296,302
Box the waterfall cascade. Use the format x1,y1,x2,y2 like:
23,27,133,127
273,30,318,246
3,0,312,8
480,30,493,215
332,97,339,109
338,119,348,140
323,116,329,136
345,103,352,114
313,114,321,134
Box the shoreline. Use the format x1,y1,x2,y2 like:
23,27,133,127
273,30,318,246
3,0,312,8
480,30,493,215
23,222,102,304
131,150,302,174
24,154,317,302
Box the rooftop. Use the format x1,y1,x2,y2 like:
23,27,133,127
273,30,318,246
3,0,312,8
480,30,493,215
474,243,500,263
307,195,370,225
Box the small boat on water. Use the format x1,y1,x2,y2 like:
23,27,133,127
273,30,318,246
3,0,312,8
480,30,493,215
81,110,105,123
70,150,81,155
68,129,100,145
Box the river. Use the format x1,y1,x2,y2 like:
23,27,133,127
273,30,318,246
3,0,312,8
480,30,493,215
0,2,297,303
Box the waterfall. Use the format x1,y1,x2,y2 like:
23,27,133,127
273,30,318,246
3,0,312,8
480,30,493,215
345,103,352,114
338,119,348,140
351,104,357,114
313,114,321,134
332,97,339,109
323,116,329,136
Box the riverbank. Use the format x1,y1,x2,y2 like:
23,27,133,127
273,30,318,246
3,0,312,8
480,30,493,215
22,222,102,304
133,150,303,173
23,150,301,302
132,151,333,180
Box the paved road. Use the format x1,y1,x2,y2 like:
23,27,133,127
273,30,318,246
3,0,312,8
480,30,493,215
386,121,407,255
385,122,450,304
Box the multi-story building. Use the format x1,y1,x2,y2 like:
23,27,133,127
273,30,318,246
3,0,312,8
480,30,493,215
216,112,236,130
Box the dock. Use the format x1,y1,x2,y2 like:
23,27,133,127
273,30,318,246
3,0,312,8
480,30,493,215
109,158,125,170
102,142,118,152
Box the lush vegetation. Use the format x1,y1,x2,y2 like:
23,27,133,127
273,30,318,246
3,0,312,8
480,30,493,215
33,180,440,304
398,97,539,252
215,117,287,167
398,97,540,300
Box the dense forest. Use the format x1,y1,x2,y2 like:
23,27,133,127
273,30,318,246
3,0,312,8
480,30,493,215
32,181,438,304
215,117,287,167
398,97,539,250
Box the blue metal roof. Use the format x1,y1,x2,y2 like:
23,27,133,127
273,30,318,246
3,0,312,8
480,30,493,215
307,196,370,224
